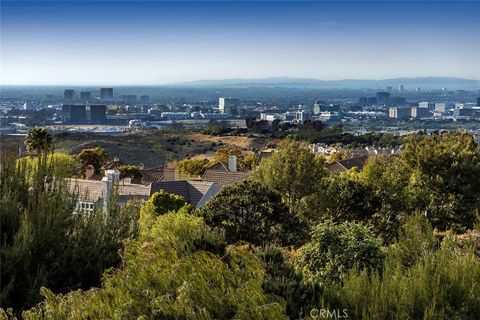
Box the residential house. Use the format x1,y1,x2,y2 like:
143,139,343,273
202,156,249,187
150,180,220,208
327,155,369,173
69,169,218,213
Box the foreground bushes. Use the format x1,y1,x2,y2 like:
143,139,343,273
21,207,286,320
322,215,480,320
0,149,139,314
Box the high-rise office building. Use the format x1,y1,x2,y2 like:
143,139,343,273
418,102,429,109
90,105,107,124
477,97,480,107
23,101,37,110
376,92,390,105
63,105,87,124
80,91,91,102
411,107,429,118
140,95,150,104
313,101,321,114
124,95,137,104
100,88,114,100
218,97,239,114
434,103,447,113
399,85,404,92
295,110,312,123
358,97,368,106
64,89,75,101
389,107,410,119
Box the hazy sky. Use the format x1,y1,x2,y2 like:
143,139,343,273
1,1,479,85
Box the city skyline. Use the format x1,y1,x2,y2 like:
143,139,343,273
1,1,480,85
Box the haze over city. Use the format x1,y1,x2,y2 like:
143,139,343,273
1,0,480,85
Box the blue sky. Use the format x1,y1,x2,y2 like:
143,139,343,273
1,1,479,85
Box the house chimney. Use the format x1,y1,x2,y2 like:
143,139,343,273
163,167,178,181
102,169,120,212
85,165,95,180
228,155,237,172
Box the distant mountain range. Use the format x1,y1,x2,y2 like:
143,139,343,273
170,77,480,90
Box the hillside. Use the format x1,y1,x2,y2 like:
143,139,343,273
52,130,276,167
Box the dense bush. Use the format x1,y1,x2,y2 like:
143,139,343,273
21,208,287,320
257,247,320,319
295,220,385,284
322,215,480,320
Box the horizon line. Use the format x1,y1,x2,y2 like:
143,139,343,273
1,75,479,87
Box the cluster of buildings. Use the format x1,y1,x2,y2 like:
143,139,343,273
389,100,480,120
57,94,243,126
2,85,480,131
358,91,407,107
259,101,343,124
63,88,115,102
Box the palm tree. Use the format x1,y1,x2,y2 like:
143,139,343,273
24,127,53,155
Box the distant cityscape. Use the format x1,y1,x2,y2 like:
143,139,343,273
1,84,479,135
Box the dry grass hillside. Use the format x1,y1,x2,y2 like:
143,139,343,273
52,130,278,168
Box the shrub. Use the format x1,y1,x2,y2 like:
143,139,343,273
295,220,384,284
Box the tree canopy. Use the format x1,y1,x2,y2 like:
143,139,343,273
75,147,109,174
198,180,305,247
118,164,142,180
253,139,326,218
295,219,385,284
177,158,211,177
147,189,188,216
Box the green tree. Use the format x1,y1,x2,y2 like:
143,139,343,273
17,152,77,179
177,158,211,177
147,189,188,216
22,210,287,319
24,127,53,155
75,147,108,174
301,172,380,224
197,180,306,247
253,139,326,218
400,131,480,231
117,164,141,180
359,155,412,242
295,220,384,284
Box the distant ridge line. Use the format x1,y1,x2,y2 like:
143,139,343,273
168,76,480,89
